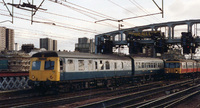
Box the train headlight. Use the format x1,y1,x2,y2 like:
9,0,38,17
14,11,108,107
50,75,53,79
32,75,35,79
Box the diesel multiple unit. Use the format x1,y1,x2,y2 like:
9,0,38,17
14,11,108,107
28,51,164,90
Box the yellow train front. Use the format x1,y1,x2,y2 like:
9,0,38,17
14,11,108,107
28,51,60,88
164,59,197,78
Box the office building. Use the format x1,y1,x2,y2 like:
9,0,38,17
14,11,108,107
0,27,14,51
75,37,95,53
40,38,57,51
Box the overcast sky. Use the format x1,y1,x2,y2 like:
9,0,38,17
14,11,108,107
0,0,200,51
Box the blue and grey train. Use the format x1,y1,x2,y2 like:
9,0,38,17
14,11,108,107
28,51,164,90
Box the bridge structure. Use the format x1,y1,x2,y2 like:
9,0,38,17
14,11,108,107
95,19,200,57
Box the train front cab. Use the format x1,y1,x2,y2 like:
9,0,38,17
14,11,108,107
165,60,182,78
28,52,60,87
165,60,197,78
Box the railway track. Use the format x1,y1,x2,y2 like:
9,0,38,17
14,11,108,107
0,81,162,108
0,78,198,108
134,84,200,108
78,78,199,108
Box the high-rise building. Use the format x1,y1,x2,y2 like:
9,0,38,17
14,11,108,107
75,37,95,53
53,40,57,51
40,38,57,51
0,27,14,51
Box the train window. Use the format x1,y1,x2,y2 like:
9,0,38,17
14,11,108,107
151,63,153,68
165,63,170,68
100,60,102,64
169,63,175,68
68,60,73,64
105,61,110,70
121,62,124,69
114,62,117,69
101,64,104,70
78,60,85,71
95,61,98,70
175,63,180,68
60,61,63,70
142,63,144,68
32,61,41,70
45,61,55,70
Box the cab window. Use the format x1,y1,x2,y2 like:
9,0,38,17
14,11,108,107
165,63,170,68
45,61,55,70
32,61,41,70
175,63,180,68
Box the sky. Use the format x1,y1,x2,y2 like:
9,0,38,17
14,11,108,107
0,0,200,51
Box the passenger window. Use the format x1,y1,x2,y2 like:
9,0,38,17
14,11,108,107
68,60,73,64
142,63,144,68
78,60,84,71
32,61,41,70
60,60,63,70
45,61,55,70
114,62,117,69
88,60,93,71
95,61,98,69
105,61,110,70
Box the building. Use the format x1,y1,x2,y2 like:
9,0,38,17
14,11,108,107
75,37,95,53
21,44,34,53
0,27,14,51
14,43,19,51
53,40,57,51
40,38,57,51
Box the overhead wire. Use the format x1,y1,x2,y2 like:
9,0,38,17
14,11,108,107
39,10,117,28
0,2,117,28
0,12,98,34
129,0,162,22
61,0,116,19
61,0,135,27
48,0,119,28
107,0,153,23
48,0,109,19
0,9,99,32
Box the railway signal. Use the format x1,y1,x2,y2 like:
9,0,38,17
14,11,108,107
181,32,195,54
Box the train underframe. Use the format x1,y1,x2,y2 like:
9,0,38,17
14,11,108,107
28,73,163,93
165,72,200,79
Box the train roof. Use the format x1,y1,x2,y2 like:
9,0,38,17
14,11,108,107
166,59,196,62
32,51,130,60
32,51,163,61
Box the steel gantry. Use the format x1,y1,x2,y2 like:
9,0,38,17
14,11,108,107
95,19,200,56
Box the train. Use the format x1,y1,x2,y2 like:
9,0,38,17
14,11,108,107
165,59,199,78
28,51,199,91
28,51,164,91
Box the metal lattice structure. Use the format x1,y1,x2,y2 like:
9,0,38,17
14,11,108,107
0,76,29,90
95,19,200,56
